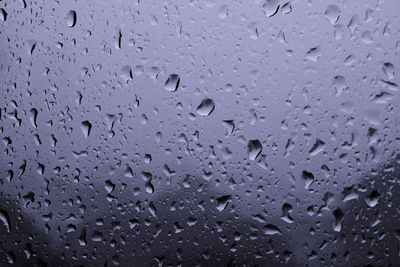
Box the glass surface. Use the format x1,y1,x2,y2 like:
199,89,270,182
1,0,400,266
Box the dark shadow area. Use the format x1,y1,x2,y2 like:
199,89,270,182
1,154,399,266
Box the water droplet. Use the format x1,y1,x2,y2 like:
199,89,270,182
81,120,92,138
67,10,77,27
148,202,157,217
342,186,359,203
325,5,341,24
333,75,346,96
264,224,281,235
383,62,395,80
309,139,325,156
348,15,359,33
332,208,344,232
216,195,232,211
301,170,314,189
281,2,292,14
26,40,37,55
30,108,38,128
0,8,7,22
218,5,229,19
262,0,280,17
364,109,381,126
0,210,10,232
104,180,115,194
222,120,235,136
366,190,380,207
196,98,215,116
120,65,133,82
306,46,321,62
247,139,262,160
165,74,180,92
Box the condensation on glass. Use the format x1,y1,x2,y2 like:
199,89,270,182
0,0,400,266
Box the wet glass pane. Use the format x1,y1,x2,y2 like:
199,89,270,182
1,0,400,266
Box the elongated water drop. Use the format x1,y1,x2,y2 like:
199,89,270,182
247,139,262,160
67,10,77,27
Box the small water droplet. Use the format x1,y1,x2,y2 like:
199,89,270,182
325,5,341,24
120,65,133,82
0,210,10,232
196,98,215,116
247,139,262,160
0,8,7,22
383,62,395,80
332,208,344,232
165,74,180,92
263,0,280,17
366,190,380,207
309,139,325,156
301,170,314,189
264,224,281,235
81,120,92,138
218,5,229,19
216,195,231,211
67,10,77,27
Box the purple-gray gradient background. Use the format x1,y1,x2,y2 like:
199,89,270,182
1,0,400,266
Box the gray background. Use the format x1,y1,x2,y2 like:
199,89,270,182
1,0,400,266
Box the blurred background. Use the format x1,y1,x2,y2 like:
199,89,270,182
0,0,400,266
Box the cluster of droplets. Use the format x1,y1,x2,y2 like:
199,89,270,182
0,0,399,266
